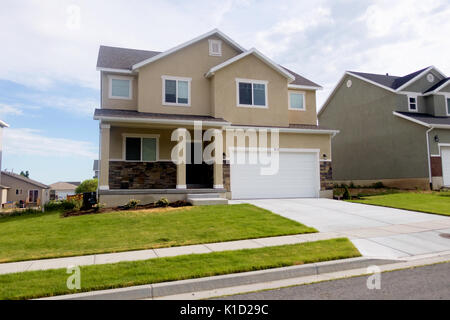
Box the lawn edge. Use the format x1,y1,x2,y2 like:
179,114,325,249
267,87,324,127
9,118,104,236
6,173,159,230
348,199,450,217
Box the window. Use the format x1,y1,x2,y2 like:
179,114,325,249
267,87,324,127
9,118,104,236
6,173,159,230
236,79,268,108
109,76,132,100
289,92,306,110
16,189,19,195
162,76,191,106
124,135,159,162
408,96,418,111
209,39,222,56
446,97,450,116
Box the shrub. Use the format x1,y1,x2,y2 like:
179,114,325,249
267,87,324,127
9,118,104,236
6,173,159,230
342,185,351,200
124,199,140,209
349,181,355,189
0,208,42,219
155,197,170,208
44,199,79,212
371,182,385,189
92,203,106,212
75,179,98,194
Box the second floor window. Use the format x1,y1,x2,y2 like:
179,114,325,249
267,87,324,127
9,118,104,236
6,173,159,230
236,79,268,108
289,92,305,110
162,76,191,106
109,76,132,100
408,96,417,111
447,98,450,115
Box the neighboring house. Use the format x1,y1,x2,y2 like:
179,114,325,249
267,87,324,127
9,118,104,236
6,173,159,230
95,29,338,206
49,181,80,200
319,66,450,190
93,160,99,179
0,120,9,206
1,171,50,206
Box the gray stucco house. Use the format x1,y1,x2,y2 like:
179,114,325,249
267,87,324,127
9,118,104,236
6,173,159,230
318,66,450,190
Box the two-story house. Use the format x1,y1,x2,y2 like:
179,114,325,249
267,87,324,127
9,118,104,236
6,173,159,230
94,29,338,206
319,66,450,190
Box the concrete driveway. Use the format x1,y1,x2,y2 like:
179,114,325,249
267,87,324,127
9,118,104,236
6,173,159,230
230,199,450,259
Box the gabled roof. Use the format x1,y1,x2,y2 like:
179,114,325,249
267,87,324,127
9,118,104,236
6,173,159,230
1,171,49,189
205,48,295,82
49,182,79,190
282,67,322,89
319,66,447,116
132,29,246,70
424,77,450,95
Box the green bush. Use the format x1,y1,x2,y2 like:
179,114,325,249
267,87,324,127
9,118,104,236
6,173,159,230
75,179,98,194
342,185,351,200
371,181,385,189
0,208,42,219
44,199,79,212
124,199,140,209
155,197,170,208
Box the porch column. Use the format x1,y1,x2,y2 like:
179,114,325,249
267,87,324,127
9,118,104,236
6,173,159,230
99,123,110,190
214,163,223,189
176,163,186,189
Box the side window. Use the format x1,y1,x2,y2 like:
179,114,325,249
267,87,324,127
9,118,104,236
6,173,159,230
289,92,306,110
109,76,132,100
408,95,417,112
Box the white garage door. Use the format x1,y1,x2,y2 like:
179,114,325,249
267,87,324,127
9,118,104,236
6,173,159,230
230,150,319,199
442,146,450,187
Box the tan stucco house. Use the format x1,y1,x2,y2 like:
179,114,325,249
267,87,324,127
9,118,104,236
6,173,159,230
1,171,50,206
49,181,80,200
319,66,450,190
95,29,338,206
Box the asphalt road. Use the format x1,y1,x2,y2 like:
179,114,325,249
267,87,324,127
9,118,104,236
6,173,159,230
218,262,450,300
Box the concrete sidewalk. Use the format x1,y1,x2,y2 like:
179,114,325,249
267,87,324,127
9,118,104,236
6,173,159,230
0,232,339,275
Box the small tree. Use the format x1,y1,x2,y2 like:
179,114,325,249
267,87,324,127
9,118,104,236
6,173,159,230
20,170,30,178
75,179,98,194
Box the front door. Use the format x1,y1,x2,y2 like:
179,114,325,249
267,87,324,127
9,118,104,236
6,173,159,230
186,142,213,188
28,190,38,203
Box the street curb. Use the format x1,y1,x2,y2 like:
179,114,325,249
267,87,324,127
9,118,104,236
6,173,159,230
39,257,398,300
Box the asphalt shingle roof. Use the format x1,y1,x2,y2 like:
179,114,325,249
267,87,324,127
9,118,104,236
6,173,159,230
1,171,49,189
97,46,320,87
397,112,450,126
424,77,450,93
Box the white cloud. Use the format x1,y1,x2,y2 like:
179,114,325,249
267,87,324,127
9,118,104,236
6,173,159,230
0,104,23,116
4,128,97,159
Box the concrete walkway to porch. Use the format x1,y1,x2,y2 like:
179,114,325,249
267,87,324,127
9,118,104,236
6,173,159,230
0,232,340,276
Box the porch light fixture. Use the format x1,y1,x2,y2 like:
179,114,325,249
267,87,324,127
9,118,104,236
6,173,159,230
434,135,439,143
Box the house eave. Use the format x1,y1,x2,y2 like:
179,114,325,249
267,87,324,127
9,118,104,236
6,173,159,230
93,115,231,127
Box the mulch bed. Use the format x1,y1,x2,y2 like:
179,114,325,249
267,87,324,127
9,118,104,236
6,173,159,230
61,200,191,218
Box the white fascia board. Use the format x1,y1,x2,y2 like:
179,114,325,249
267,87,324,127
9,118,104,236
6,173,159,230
288,84,323,90
96,67,134,74
93,115,230,127
132,29,246,70
392,111,431,127
206,48,295,82
0,120,9,128
432,124,450,129
226,125,339,135
395,66,442,92
318,73,348,117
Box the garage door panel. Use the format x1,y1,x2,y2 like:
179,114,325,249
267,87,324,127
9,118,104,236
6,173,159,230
230,151,319,199
442,147,450,187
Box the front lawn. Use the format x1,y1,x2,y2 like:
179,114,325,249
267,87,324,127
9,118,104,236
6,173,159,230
350,192,450,216
0,238,360,300
0,204,316,263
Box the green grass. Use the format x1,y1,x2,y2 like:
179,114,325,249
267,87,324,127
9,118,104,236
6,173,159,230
0,204,316,263
0,238,360,300
350,192,450,216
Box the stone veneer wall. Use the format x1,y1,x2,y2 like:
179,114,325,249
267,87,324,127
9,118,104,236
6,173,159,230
320,161,333,190
109,161,177,189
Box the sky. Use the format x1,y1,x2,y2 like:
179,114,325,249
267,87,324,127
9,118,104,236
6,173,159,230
1,0,449,184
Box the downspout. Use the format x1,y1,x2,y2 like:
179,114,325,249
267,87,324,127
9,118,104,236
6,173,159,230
426,126,434,190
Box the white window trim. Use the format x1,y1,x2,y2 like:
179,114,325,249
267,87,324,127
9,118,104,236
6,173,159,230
162,76,192,107
122,134,160,162
208,39,222,56
444,93,450,116
235,78,269,109
288,91,306,111
407,93,419,112
108,75,133,100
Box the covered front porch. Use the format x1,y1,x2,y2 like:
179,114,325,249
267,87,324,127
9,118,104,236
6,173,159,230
96,109,229,206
